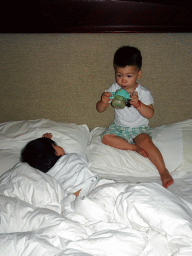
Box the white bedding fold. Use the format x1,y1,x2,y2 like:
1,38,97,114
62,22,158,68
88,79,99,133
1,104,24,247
48,153,98,196
1,162,192,255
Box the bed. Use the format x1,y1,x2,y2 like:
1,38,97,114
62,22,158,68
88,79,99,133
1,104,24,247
1,18,192,255
1,118,192,256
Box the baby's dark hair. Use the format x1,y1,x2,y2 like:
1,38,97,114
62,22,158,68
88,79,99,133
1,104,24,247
113,46,142,70
21,137,61,173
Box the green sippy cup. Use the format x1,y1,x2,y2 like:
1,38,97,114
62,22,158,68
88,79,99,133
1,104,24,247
109,89,131,109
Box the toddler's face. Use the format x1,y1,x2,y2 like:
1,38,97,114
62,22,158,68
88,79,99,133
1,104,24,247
114,65,142,91
53,144,65,156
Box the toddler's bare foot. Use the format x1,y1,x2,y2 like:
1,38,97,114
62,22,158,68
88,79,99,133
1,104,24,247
160,170,174,189
136,148,148,158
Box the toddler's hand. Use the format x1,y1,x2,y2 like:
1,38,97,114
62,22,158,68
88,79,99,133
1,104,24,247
101,92,111,104
130,91,139,106
42,133,52,139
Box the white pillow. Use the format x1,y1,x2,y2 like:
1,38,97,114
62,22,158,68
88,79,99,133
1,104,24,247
0,149,20,177
87,121,183,181
175,119,192,173
0,119,90,176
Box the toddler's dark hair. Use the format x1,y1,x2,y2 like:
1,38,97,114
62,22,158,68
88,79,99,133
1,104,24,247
113,46,142,70
21,137,61,173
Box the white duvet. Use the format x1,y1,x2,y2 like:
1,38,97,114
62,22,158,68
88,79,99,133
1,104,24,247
48,153,98,197
1,119,192,256
1,162,192,256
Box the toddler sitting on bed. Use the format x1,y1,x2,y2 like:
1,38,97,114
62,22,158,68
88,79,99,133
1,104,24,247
96,46,173,189
21,133,98,197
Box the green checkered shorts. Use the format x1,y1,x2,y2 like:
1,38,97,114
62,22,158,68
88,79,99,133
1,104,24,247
102,124,152,144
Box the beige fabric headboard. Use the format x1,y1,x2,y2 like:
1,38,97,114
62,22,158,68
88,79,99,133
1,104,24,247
1,33,191,130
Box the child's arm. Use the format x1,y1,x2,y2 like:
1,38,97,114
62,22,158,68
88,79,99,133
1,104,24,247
130,92,154,119
96,92,111,113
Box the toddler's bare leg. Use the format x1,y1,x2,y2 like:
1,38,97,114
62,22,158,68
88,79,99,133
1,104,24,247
133,133,174,188
102,134,148,157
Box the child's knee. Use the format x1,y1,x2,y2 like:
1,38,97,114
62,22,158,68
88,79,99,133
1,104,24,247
102,134,117,145
134,133,152,147
102,134,110,145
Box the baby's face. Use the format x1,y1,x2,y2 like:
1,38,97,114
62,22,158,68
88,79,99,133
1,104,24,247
53,144,65,156
114,65,142,91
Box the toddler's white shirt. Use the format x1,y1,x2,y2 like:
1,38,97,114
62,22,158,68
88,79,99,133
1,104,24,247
106,83,154,128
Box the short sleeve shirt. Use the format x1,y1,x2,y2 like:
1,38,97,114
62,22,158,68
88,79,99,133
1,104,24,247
105,83,154,128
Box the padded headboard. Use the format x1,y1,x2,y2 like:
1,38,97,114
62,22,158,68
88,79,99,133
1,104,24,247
1,33,192,130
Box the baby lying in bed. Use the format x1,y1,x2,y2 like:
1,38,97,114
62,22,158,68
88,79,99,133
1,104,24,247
21,133,98,197
21,133,172,197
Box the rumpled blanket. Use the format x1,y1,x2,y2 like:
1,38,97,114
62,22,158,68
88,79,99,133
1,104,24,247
1,162,192,256
48,153,98,196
